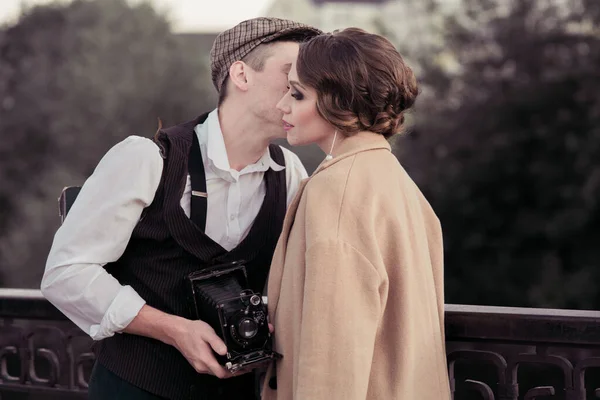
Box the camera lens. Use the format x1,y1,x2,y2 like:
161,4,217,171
250,295,261,306
237,318,259,339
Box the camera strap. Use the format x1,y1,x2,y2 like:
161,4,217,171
189,132,208,232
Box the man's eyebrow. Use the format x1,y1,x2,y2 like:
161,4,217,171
281,63,292,73
289,80,306,90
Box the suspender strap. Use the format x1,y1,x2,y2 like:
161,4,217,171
189,132,208,232
267,143,285,169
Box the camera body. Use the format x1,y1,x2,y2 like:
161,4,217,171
187,261,281,373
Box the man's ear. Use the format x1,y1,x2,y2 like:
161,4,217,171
229,61,249,92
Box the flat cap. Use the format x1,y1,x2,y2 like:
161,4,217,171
210,17,322,93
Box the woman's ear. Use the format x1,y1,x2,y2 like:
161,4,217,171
228,61,249,92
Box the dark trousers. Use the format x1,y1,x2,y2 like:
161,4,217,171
88,362,259,400
88,362,166,400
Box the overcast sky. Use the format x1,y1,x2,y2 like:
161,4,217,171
0,0,274,32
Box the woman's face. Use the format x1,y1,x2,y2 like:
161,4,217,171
276,61,333,149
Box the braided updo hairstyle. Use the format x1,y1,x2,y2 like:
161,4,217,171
296,28,418,139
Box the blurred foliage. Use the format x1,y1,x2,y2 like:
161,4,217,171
1,0,599,311
0,0,215,287
395,0,600,309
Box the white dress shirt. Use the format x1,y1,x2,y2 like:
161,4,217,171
41,109,308,340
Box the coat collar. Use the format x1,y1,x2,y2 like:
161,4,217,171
268,131,392,318
311,131,392,177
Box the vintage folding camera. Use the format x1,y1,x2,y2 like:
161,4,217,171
187,261,281,373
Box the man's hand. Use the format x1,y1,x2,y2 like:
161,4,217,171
171,319,233,378
175,320,275,378
124,305,234,378
123,305,274,379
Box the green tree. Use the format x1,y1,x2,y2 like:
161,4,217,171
397,0,600,308
0,0,216,287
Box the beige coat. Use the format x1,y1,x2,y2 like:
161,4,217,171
262,132,451,400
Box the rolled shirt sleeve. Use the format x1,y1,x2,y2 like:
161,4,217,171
41,136,163,340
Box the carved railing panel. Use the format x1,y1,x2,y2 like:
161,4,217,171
3,290,600,399
447,305,600,400
0,322,93,399
0,289,91,399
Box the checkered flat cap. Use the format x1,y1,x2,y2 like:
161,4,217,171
210,17,322,92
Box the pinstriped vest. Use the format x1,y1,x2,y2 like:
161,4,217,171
94,114,287,400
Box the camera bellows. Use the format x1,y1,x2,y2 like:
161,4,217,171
195,273,245,309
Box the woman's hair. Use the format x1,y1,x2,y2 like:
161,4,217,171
296,28,419,138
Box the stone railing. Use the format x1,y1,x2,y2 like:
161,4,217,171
446,304,600,399
2,289,600,399
0,289,92,399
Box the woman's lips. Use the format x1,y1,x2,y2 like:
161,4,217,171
283,120,294,131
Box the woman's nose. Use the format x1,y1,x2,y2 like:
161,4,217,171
276,96,290,114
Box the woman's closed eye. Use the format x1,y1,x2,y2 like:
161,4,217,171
291,90,304,100
286,84,304,100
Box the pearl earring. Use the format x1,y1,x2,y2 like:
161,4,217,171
325,130,337,161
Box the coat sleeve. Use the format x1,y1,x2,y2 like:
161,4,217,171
294,239,382,400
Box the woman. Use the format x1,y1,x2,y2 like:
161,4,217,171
262,28,451,400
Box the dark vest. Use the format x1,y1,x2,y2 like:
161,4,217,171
94,114,287,400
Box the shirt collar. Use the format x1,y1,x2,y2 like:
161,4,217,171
202,109,285,174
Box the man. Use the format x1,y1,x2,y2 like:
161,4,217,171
41,17,321,400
